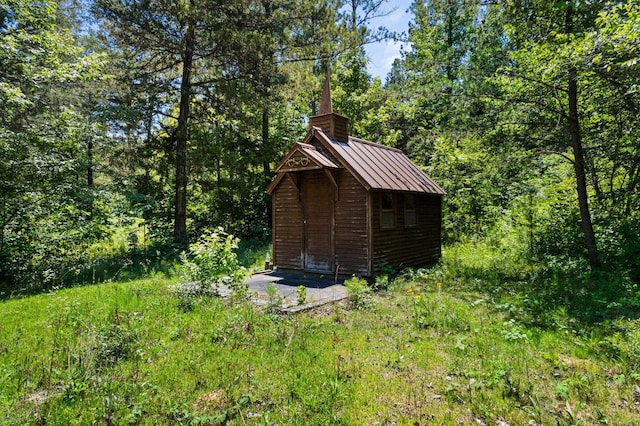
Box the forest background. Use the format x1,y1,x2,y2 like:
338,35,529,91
1,0,639,299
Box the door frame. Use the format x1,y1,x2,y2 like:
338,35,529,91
301,171,335,273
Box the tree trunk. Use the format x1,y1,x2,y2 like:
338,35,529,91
87,139,94,188
173,21,195,244
262,106,273,227
566,5,600,270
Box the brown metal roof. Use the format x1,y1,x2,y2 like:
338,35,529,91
267,128,445,195
299,144,341,170
312,128,445,195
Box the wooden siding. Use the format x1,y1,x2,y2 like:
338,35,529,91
272,175,303,269
302,171,333,273
371,192,442,274
334,171,369,275
309,113,349,142
308,114,332,134
332,116,349,142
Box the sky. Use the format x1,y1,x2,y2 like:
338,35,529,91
363,0,414,80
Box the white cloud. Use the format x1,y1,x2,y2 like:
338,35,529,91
363,0,413,80
366,40,404,80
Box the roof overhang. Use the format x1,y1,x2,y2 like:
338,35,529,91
266,141,341,194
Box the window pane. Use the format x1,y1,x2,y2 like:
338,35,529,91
405,211,416,226
404,194,416,226
405,194,415,210
382,211,395,227
381,193,393,210
381,193,394,227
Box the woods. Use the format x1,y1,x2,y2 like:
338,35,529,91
1,0,639,293
3,1,640,424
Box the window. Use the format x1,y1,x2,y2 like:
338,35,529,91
404,194,416,226
381,193,395,228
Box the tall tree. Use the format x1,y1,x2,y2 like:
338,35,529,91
1,0,105,287
94,0,360,243
497,0,623,270
94,0,222,243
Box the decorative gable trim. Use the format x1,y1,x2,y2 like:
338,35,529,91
278,149,321,172
266,141,342,194
275,142,341,173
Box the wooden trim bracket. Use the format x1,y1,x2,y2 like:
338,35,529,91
286,173,301,202
324,169,339,201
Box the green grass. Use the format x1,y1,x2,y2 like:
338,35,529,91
1,245,639,424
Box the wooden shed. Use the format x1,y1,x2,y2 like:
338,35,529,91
266,78,445,277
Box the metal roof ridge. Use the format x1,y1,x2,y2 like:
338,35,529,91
347,136,403,153
295,141,317,150
312,127,373,190
311,127,445,195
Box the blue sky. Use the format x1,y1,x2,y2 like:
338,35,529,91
363,0,414,80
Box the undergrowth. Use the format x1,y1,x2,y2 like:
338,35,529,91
1,242,639,424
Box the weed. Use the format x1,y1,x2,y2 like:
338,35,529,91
296,285,307,306
94,312,140,368
413,292,471,332
501,319,529,342
169,281,217,312
373,274,391,291
265,283,283,314
376,261,396,278
179,228,248,291
344,276,375,310
228,281,252,303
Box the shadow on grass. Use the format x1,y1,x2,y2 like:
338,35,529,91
0,240,183,300
0,231,273,301
446,252,640,328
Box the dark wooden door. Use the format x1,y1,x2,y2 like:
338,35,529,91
302,171,333,273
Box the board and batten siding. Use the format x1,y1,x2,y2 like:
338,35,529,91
301,171,333,273
334,170,369,276
272,176,303,269
371,192,442,274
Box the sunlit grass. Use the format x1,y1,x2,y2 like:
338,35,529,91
1,245,639,424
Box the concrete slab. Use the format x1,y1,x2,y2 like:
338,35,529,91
219,270,348,312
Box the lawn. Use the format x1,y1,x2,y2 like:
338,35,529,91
1,246,639,425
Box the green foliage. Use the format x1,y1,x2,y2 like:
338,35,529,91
296,285,307,306
169,281,217,312
372,274,390,291
3,252,640,424
179,228,248,290
344,276,374,310
264,283,283,314
2,0,638,298
413,291,472,332
0,0,109,292
95,321,140,368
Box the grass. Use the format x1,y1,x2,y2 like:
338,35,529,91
1,244,639,424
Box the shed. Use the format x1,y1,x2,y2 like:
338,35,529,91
266,77,445,277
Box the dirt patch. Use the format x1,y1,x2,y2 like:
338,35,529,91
303,300,348,318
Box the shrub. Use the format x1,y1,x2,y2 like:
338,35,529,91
95,323,139,368
296,285,307,305
179,228,248,291
345,276,374,310
372,274,390,291
169,281,218,311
